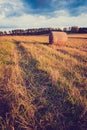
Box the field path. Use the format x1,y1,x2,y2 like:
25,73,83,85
0,41,35,130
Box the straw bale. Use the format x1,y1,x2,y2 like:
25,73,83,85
49,31,68,46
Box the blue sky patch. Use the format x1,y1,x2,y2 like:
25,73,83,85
22,0,87,16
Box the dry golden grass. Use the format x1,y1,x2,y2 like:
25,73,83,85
0,35,48,44
0,34,87,130
68,34,87,38
0,40,35,130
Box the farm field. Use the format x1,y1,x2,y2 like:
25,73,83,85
68,34,87,38
0,34,87,130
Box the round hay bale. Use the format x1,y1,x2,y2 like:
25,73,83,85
49,31,68,46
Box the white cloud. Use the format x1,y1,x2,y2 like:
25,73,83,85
0,14,5,20
0,12,87,31
0,1,87,30
0,0,24,17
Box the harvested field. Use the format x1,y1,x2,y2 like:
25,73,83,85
0,34,87,130
0,35,48,44
68,34,87,38
67,34,87,52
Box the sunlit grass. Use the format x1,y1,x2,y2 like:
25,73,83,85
0,34,87,130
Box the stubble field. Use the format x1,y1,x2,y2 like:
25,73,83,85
0,34,87,130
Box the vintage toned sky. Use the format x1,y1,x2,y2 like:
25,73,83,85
0,0,87,30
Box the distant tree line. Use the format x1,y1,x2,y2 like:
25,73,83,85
63,26,87,34
0,28,61,36
0,27,87,36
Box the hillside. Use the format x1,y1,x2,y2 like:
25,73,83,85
0,35,87,130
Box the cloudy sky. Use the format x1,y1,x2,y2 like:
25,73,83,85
0,0,87,30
